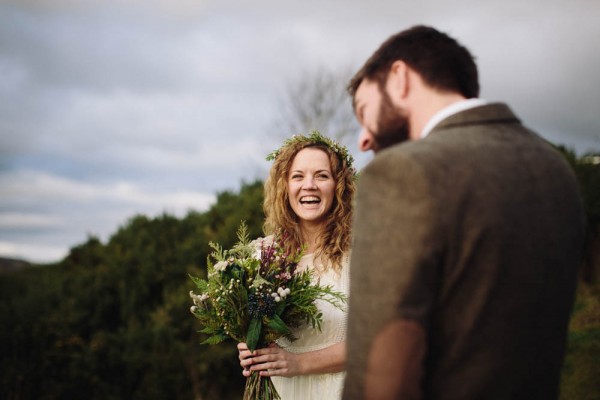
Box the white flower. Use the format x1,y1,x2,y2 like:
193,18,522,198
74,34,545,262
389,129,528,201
213,260,229,272
274,296,281,302
276,287,291,298
190,306,197,313
251,236,275,255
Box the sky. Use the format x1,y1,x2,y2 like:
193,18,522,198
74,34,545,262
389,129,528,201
1,0,599,263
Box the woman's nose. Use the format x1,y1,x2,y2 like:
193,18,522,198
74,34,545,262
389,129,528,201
302,177,318,189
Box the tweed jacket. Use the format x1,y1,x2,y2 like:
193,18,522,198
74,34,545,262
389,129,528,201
343,103,585,399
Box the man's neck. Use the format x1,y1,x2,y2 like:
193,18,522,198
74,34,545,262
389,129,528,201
408,91,466,140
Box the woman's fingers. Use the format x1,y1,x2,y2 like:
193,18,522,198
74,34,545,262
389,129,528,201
239,342,260,374
250,353,276,363
239,346,274,371
238,344,293,377
238,343,258,362
251,360,286,372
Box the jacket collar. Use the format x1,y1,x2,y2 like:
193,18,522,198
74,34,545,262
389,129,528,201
430,103,521,135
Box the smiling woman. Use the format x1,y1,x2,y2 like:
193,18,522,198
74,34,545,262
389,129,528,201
263,131,355,271
286,148,336,234
237,131,356,399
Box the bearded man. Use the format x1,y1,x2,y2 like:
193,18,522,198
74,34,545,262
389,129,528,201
343,25,585,400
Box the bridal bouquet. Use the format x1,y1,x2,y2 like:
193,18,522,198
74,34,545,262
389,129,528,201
189,222,346,400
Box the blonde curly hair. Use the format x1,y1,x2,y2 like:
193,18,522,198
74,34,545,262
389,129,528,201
263,133,356,271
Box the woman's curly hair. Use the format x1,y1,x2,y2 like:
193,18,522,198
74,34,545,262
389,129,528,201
263,134,355,271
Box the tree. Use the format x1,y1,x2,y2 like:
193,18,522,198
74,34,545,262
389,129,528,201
554,146,600,400
271,66,358,144
0,181,265,400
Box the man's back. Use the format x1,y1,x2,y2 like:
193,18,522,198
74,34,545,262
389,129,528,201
345,103,585,399
417,104,584,398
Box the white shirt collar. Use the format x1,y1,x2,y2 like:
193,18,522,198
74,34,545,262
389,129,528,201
420,98,488,139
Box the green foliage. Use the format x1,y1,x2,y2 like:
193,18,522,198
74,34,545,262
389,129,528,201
189,221,346,361
266,129,355,170
555,146,600,283
246,318,262,352
560,281,600,400
0,180,264,400
555,146,600,400
1,145,599,399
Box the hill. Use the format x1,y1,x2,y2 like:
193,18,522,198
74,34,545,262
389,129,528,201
0,257,30,274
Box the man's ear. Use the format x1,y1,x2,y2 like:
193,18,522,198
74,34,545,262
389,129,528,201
386,60,410,102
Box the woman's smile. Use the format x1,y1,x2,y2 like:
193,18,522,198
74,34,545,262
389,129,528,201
299,196,322,206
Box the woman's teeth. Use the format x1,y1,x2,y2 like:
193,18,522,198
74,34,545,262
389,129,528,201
300,196,320,204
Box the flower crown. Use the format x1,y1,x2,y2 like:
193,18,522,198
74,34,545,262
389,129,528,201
266,130,355,171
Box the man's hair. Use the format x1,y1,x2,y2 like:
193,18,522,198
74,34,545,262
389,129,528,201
348,25,479,100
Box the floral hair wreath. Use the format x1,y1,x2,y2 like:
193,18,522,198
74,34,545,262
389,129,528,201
266,130,356,175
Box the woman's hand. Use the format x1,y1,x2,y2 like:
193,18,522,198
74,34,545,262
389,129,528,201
237,342,302,377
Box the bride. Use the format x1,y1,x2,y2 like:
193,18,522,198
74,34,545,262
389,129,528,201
237,132,356,399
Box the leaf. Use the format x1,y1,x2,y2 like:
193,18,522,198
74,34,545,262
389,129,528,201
246,317,262,351
236,220,250,244
267,314,291,335
250,273,270,289
188,274,207,288
200,326,217,334
201,333,227,345
208,241,224,260
275,300,286,315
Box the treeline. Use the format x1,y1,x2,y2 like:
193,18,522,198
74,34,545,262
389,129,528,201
1,148,599,400
556,147,600,400
1,180,264,400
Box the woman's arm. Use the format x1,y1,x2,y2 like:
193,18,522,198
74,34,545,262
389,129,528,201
237,341,346,378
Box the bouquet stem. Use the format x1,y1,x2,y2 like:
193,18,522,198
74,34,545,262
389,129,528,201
243,372,281,400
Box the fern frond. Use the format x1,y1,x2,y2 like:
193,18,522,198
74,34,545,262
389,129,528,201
201,333,228,345
209,241,225,260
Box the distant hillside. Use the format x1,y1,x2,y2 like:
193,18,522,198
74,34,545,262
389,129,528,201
0,257,30,274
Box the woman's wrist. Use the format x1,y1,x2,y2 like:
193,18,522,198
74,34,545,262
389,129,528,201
295,352,307,376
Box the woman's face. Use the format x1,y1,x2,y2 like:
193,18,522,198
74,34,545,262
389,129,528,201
287,148,335,227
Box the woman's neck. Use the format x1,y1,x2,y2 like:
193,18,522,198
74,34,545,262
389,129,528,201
300,222,324,254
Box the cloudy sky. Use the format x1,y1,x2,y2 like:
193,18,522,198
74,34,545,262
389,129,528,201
1,0,599,263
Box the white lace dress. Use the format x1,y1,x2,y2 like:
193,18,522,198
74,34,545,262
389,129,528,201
271,253,349,400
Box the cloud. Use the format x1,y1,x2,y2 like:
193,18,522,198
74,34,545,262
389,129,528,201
0,169,215,212
0,212,64,229
0,241,67,264
0,169,216,262
468,4,600,152
0,0,599,264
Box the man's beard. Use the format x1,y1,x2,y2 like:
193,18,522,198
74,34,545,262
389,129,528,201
372,89,410,152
